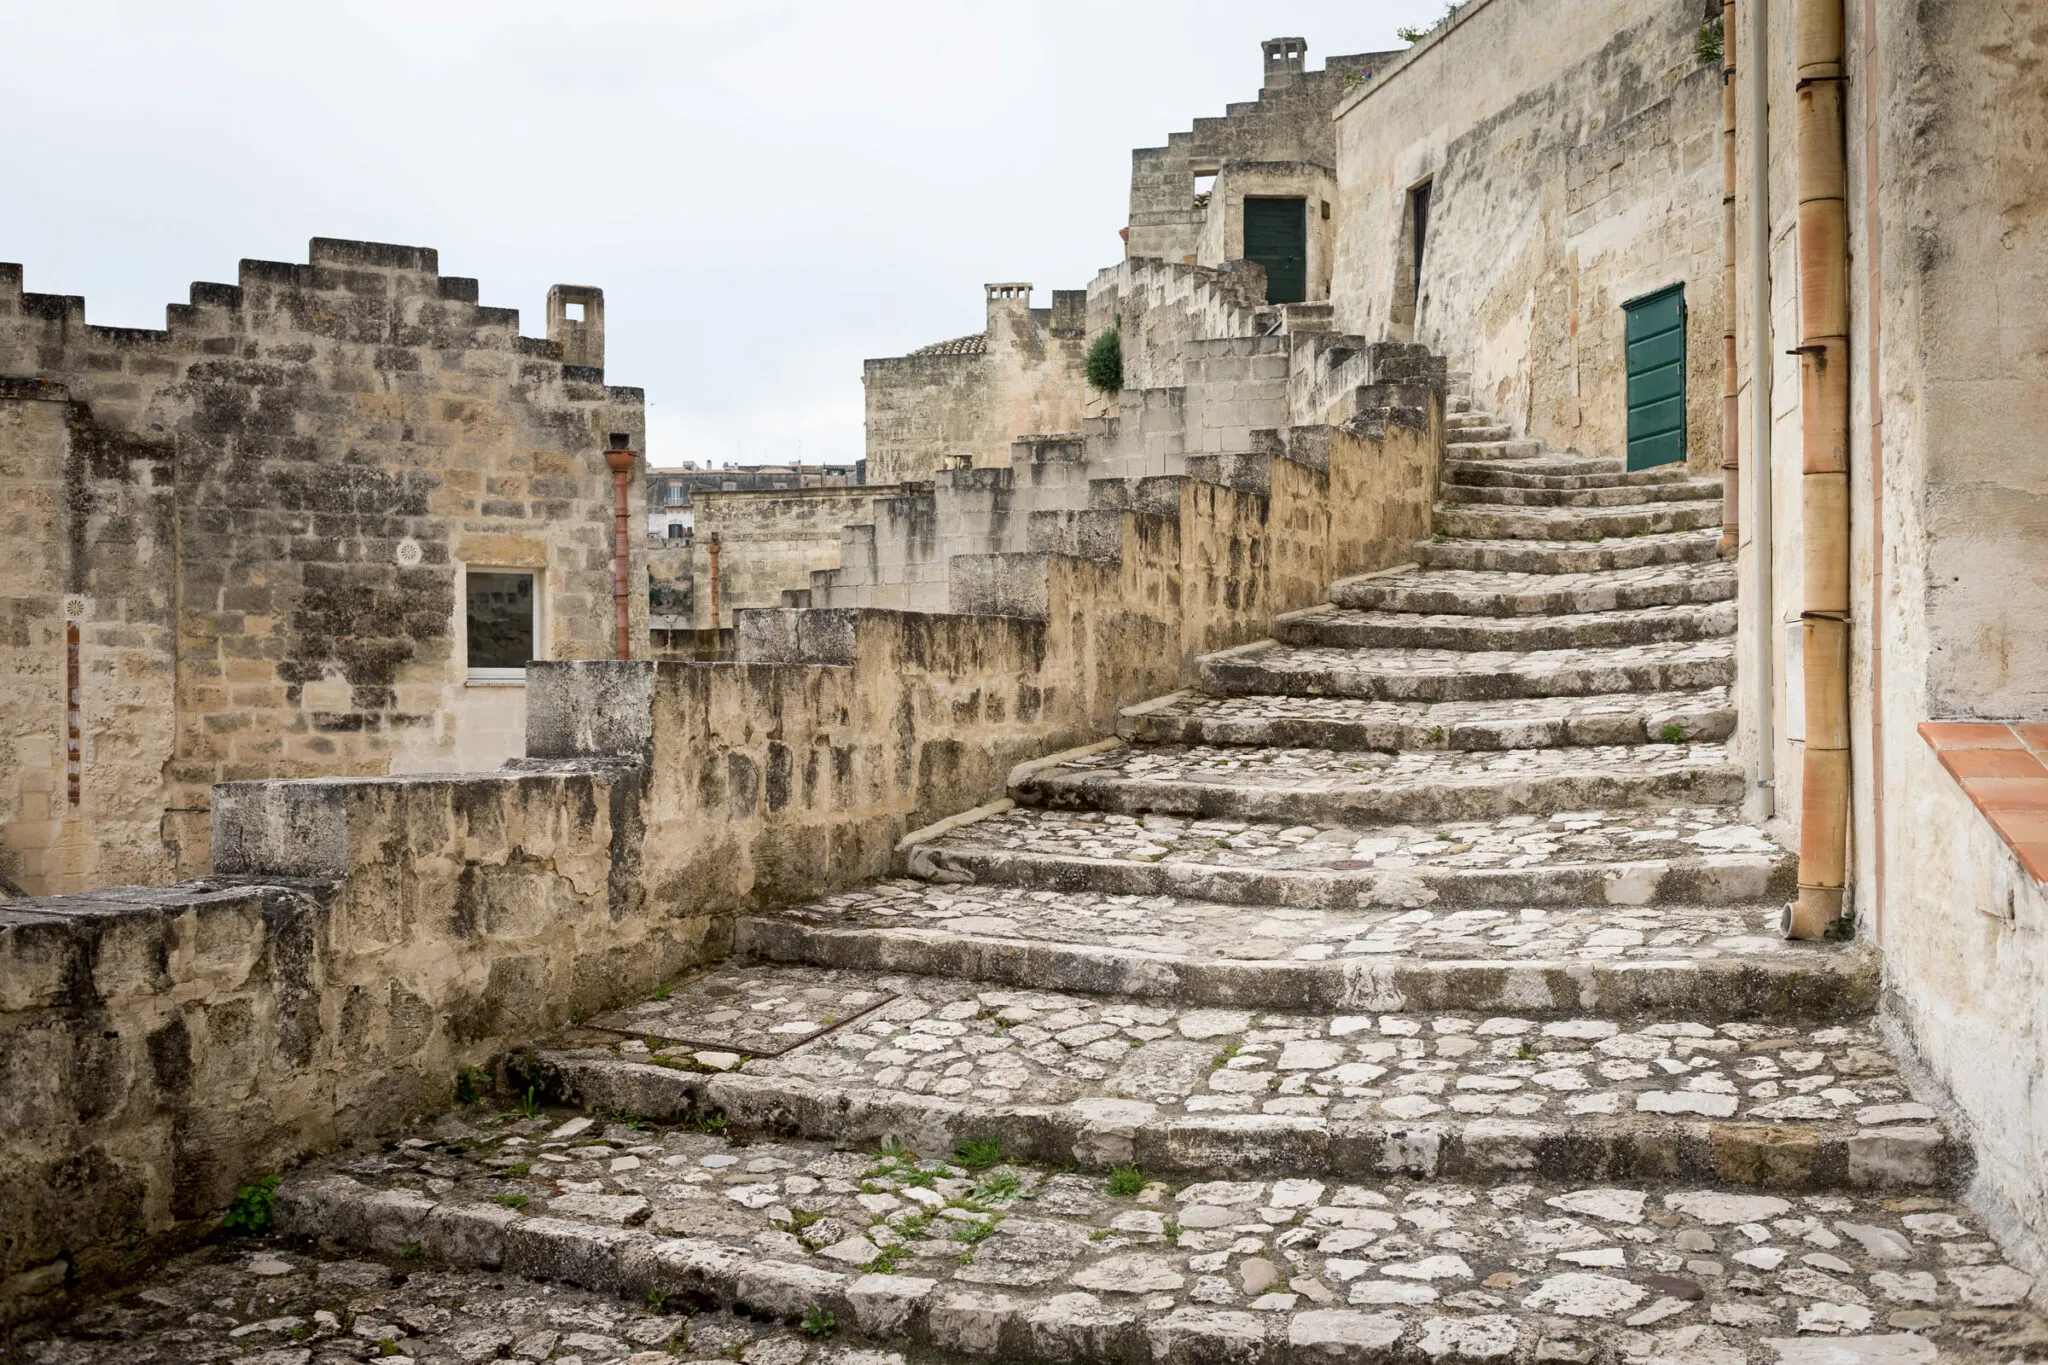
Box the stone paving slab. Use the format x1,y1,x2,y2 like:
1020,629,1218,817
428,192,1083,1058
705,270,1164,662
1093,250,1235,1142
1327,564,1735,618
1417,530,1723,574
1120,687,1735,750
1016,742,1747,824
1273,602,1734,653
257,1108,2044,1364
1197,638,1735,704
522,965,1948,1188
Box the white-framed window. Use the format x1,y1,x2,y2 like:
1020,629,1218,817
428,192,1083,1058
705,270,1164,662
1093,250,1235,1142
466,569,537,684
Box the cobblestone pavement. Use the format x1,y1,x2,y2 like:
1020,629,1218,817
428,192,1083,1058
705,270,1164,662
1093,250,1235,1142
928,805,1778,871
576,967,1930,1134
761,878,1805,965
1031,742,1736,789
7,1231,876,1364
24,1106,2037,1364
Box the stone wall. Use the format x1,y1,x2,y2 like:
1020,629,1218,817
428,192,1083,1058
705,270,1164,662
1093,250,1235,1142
1329,0,1725,471
1127,39,1401,279
0,242,645,893
0,380,180,893
862,286,1087,485
689,485,897,628
1724,0,2048,1284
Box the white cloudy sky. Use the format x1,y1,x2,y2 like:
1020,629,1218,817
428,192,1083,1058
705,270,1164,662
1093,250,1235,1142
2,0,1442,468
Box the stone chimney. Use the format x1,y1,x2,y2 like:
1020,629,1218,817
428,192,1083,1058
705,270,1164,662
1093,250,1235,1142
1262,37,1307,91
546,284,605,370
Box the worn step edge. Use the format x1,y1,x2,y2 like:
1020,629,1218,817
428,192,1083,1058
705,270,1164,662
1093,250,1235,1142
1271,604,1735,653
1018,764,1749,825
733,917,1873,1021
901,844,1795,909
1327,573,1737,618
1118,696,1737,751
518,1057,1953,1193
1199,651,1736,703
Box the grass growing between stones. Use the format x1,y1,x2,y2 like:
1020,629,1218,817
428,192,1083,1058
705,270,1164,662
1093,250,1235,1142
493,1193,528,1209
1105,1164,1147,1197
953,1138,1004,1170
220,1174,280,1234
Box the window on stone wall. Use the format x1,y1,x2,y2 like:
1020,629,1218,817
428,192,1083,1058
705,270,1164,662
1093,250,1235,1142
466,570,535,684
667,523,684,539
664,483,685,506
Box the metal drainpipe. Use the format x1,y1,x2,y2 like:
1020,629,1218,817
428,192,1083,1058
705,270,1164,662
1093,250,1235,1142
707,531,722,629
1718,0,1741,558
1786,0,1852,940
1750,0,1777,822
605,435,635,661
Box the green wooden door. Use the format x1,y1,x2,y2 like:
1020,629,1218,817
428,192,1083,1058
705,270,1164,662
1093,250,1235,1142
1244,198,1307,305
1624,284,1687,470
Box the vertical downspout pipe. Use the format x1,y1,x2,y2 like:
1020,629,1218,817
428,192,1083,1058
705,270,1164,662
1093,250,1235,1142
1787,0,1851,939
605,435,635,661
1719,0,1741,556
1749,0,1777,821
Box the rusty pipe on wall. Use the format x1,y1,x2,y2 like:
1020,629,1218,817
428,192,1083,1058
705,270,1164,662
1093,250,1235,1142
1786,0,1851,940
1719,0,1741,557
707,531,721,629
605,435,635,661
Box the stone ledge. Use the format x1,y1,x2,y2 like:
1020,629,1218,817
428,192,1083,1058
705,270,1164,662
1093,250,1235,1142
1918,722,2048,883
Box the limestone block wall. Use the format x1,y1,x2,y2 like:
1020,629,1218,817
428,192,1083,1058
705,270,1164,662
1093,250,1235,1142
689,486,895,629
1329,0,1725,470
0,242,645,891
861,287,1086,485
1125,40,1401,267
1722,0,2048,1281
0,381,180,892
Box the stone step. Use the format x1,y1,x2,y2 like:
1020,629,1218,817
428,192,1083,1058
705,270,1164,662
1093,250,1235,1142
1416,530,1724,574
905,801,1792,906
1443,479,1722,508
1446,411,1500,430
503,960,1949,1193
1013,742,1747,825
1448,393,1473,413
275,1126,2028,1365
739,899,1851,1021
1273,602,1734,653
1122,687,1736,751
1446,424,1515,444
1328,564,1737,617
1444,462,1690,490
1196,638,1735,704
1435,502,1724,543
1443,439,1545,461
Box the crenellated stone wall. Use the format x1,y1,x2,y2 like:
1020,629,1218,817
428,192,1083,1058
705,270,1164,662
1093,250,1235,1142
0,242,646,894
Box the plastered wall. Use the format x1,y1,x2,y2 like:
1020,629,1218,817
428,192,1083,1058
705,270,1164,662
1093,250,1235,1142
0,242,645,892
1329,0,1725,471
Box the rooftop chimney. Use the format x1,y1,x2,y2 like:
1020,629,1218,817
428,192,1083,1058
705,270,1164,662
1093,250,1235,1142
1262,37,1307,91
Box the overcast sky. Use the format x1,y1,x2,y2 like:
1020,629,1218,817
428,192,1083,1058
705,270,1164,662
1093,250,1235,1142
3,0,1442,468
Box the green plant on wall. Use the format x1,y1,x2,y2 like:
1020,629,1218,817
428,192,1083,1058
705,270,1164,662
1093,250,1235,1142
1084,329,1123,393
1695,17,1725,65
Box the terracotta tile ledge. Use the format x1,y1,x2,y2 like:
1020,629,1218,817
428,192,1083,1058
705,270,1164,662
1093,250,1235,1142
1919,721,2048,883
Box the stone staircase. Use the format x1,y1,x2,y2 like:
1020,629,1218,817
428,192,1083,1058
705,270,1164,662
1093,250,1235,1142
256,380,2046,1363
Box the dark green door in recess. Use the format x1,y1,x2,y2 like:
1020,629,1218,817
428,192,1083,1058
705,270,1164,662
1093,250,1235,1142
1624,284,1687,470
1244,198,1308,305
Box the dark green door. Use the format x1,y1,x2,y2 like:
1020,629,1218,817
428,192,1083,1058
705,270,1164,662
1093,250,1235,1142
1624,284,1687,470
1244,198,1307,305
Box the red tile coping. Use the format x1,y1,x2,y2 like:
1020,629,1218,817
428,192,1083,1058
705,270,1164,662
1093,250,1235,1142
1920,720,2048,884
